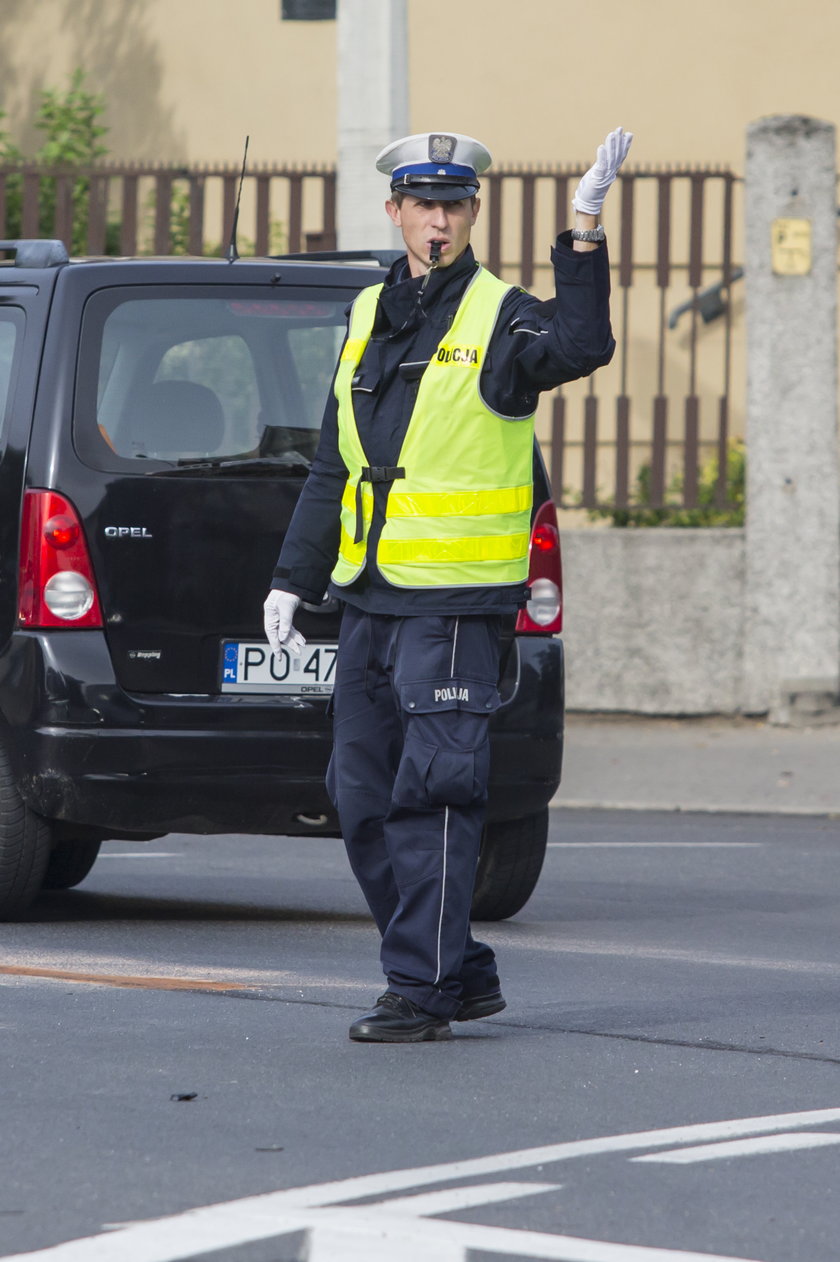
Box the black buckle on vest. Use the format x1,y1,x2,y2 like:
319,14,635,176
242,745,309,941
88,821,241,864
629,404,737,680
360,465,405,483
354,466,406,544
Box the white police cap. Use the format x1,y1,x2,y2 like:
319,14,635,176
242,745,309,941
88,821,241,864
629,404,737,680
376,132,492,201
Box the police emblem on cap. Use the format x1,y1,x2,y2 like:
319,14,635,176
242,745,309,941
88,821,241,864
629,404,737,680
429,134,456,163
375,132,492,201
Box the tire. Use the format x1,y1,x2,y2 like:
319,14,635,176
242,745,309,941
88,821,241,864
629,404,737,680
471,808,549,921
0,744,52,920
41,839,102,890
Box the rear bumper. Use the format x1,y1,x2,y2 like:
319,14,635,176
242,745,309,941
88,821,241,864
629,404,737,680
0,630,563,836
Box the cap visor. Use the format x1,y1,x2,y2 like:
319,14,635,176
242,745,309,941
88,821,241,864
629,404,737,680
392,182,479,201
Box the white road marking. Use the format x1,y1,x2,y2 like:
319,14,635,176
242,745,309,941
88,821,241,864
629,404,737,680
0,1207,764,1262
5,1108,840,1262
546,842,763,848
370,1180,559,1216
488,934,840,978
306,1219,461,1262
301,1207,760,1261
633,1132,840,1164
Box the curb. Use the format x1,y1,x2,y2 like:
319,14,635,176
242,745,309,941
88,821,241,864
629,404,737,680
551,798,840,818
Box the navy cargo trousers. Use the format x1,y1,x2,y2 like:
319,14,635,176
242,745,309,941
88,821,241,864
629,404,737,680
327,605,502,1019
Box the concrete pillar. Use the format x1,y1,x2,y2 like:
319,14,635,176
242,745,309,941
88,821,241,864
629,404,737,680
336,0,408,251
743,116,840,722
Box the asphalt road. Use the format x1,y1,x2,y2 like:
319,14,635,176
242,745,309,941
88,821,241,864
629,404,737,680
3,808,840,1261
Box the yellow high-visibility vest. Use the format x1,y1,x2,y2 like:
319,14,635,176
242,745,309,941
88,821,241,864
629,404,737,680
331,267,535,589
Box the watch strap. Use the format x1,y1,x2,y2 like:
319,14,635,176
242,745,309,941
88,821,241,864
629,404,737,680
571,225,606,242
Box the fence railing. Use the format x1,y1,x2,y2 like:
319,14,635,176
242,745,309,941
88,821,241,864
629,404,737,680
470,166,743,517
0,161,743,515
0,162,338,256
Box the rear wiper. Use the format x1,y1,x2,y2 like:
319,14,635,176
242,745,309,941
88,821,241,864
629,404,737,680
151,454,311,477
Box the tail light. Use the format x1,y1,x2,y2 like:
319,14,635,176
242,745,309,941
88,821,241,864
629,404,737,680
18,490,103,628
515,499,563,634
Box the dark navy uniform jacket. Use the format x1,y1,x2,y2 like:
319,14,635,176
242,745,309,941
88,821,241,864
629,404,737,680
272,232,615,615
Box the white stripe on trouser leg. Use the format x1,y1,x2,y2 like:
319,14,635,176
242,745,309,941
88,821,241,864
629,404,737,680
434,806,449,986
434,617,459,989
450,616,460,676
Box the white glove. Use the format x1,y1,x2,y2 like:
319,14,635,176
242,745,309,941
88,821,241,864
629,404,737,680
263,589,306,659
572,127,634,215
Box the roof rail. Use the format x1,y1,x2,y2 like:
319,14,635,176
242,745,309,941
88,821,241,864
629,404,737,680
271,248,403,268
0,239,70,268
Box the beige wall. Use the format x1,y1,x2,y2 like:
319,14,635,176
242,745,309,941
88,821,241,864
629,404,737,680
0,0,822,531
0,0,335,166
1,0,838,170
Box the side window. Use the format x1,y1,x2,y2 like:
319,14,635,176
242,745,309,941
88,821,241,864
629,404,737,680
0,309,24,438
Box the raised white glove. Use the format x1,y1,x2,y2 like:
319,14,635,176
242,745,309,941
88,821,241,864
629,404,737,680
572,127,634,215
263,589,306,659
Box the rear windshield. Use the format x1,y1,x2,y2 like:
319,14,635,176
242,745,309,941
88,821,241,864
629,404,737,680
74,286,348,469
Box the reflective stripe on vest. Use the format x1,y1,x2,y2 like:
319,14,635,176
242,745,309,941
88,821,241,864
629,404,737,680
331,267,536,589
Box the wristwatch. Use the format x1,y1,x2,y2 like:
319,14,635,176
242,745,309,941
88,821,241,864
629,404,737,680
571,225,606,242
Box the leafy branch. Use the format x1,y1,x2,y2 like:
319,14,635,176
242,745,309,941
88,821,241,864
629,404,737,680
0,69,112,253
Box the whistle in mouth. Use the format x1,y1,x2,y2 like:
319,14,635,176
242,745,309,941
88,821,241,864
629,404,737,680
429,241,442,265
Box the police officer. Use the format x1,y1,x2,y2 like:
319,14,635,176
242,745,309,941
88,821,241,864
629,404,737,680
264,127,632,1042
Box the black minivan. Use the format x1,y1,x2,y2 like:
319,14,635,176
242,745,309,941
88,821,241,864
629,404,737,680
0,239,564,921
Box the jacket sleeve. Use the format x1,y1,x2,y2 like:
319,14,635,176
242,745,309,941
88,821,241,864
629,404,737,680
270,386,345,603
482,230,616,418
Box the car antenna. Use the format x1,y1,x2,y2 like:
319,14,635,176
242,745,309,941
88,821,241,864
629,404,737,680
226,135,250,263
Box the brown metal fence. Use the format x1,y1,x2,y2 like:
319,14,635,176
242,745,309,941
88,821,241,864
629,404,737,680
470,166,744,516
0,162,337,256
0,161,742,515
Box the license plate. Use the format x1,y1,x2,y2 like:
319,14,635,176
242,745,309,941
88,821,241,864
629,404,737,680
220,641,338,695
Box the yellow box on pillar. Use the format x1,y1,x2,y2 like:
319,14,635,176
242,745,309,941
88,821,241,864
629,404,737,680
771,218,812,275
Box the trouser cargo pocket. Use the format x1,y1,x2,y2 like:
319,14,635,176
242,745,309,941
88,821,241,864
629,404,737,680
392,735,482,809
391,677,499,812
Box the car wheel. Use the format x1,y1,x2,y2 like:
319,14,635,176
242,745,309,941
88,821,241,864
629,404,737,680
41,840,102,890
470,808,549,921
0,743,51,920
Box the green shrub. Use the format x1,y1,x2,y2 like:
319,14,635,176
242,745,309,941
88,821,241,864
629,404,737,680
1,76,287,258
588,439,745,527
